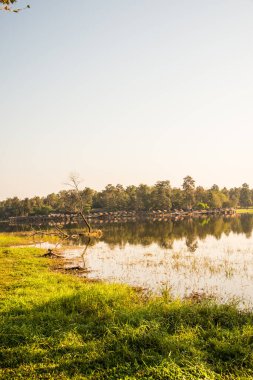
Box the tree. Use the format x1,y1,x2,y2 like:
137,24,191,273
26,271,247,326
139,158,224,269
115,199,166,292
152,181,172,210
208,189,227,209
211,184,219,192
0,0,29,12
98,184,126,211
229,187,240,208
66,174,92,233
182,176,195,209
126,185,137,210
136,184,152,211
80,188,96,214
240,183,252,208
171,188,184,209
195,186,208,206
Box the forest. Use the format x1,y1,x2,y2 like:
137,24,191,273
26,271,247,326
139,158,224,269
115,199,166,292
1,176,252,219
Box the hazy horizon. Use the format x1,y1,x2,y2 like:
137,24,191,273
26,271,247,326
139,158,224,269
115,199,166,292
1,0,253,199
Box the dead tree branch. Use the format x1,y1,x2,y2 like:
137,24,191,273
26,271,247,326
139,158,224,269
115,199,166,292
66,173,92,233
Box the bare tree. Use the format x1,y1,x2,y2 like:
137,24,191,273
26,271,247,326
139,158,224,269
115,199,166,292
13,174,100,259
66,173,92,233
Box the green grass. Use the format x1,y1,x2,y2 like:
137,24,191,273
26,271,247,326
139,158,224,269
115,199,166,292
0,233,34,247
0,247,253,379
236,208,253,214
0,232,61,247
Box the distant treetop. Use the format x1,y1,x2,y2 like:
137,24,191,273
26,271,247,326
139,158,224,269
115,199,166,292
0,0,30,12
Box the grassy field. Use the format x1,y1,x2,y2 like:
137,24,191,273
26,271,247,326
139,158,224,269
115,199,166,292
236,208,253,214
0,244,253,379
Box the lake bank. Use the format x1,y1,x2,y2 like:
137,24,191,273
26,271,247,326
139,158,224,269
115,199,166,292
1,242,253,379
5,208,236,227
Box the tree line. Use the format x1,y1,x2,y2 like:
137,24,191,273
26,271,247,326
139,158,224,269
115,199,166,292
1,176,253,219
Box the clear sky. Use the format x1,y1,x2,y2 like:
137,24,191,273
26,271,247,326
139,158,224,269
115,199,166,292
1,0,253,200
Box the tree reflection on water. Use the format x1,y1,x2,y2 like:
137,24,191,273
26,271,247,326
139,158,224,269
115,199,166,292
97,215,253,251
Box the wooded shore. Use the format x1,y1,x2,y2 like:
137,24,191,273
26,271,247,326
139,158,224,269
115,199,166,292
6,208,236,226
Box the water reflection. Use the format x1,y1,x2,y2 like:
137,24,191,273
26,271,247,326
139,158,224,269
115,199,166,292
92,214,253,251
3,214,253,251
3,215,253,307
59,215,253,308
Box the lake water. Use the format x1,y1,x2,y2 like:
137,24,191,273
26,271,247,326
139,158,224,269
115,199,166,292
56,214,253,308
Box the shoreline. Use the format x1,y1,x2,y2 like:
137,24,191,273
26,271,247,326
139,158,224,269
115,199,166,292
5,208,236,226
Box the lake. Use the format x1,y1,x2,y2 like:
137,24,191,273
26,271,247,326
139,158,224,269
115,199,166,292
46,214,253,308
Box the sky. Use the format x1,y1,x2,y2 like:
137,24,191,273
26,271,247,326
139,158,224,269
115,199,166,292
1,0,253,200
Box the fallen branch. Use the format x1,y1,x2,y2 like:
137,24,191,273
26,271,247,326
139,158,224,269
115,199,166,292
42,249,62,258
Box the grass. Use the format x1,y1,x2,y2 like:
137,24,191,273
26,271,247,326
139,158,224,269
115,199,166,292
236,208,253,214
0,230,101,248
0,232,63,248
0,233,35,247
0,246,253,379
